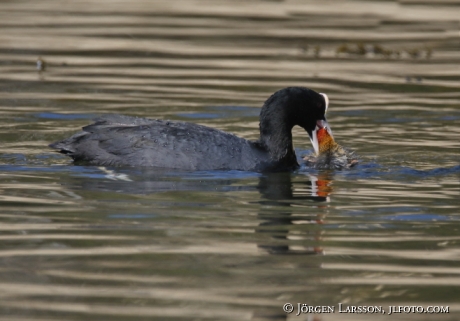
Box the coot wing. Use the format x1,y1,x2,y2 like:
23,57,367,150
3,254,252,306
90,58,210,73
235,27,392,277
51,115,267,170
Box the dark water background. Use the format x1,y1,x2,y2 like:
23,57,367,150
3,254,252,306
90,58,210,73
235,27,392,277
0,0,459,320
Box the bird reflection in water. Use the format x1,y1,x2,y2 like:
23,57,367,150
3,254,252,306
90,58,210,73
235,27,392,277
252,172,333,321
54,166,333,321
255,171,334,256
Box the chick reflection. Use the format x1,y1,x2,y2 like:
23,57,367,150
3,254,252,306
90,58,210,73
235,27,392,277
255,171,334,255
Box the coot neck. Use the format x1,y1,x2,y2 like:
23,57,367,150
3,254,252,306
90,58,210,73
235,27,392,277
258,112,298,168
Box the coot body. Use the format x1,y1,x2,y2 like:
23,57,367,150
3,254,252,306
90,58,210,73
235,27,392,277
50,87,329,172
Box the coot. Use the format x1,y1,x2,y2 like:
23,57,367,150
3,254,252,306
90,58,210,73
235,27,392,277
50,87,330,172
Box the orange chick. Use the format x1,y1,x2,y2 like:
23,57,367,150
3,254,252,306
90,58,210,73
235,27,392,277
304,127,358,169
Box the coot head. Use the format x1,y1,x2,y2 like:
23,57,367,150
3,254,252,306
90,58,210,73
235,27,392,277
259,87,329,165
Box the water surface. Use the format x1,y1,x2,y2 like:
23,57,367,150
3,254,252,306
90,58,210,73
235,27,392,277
0,0,459,320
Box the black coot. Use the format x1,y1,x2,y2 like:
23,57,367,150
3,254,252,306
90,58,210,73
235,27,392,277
50,87,330,172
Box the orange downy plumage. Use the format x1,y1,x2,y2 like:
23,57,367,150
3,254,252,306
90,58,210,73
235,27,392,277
317,127,339,154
